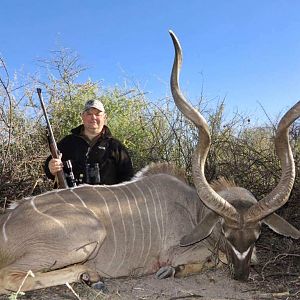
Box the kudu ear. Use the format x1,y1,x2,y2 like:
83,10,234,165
263,213,300,239
180,211,219,246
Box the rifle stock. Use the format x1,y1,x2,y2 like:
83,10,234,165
37,88,68,189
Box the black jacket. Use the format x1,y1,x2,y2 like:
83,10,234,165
44,125,134,185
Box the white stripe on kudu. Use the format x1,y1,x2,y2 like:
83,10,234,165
2,213,11,242
70,189,88,208
95,188,118,272
134,181,152,267
147,179,162,242
124,183,145,266
121,184,138,267
103,186,128,274
31,197,67,234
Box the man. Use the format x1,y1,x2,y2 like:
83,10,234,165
44,99,134,186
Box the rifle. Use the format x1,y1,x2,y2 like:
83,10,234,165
37,88,69,188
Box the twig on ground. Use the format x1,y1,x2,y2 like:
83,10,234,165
8,270,35,300
65,282,81,300
261,253,300,280
263,272,299,279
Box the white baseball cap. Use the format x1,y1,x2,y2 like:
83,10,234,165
83,100,105,112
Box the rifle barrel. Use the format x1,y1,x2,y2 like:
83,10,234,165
37,88,68,188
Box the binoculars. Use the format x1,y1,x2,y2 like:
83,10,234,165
85,163,101,184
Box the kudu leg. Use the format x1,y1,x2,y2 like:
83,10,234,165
0,215,107,294
175,250,228,277
157,243,227,279
0,203,109,295
157,252,226,279
0,264,101,294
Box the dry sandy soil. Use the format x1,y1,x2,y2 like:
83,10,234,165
1,265,299,300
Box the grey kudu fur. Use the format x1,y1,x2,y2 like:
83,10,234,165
0,31,299,293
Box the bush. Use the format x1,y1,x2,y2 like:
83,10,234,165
1,49,300,221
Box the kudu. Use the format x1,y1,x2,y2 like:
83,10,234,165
0,31,299,294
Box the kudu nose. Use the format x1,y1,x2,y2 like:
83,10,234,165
233,270,250,281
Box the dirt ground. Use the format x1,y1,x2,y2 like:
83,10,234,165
0,268,268,300
1,264,299,300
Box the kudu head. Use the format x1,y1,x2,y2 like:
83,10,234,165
169,30,300,281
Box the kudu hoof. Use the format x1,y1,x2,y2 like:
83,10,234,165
79,272,108,293
92,281,109,293
79,271,102,285
155,266,175,279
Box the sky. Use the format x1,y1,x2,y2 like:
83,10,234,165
1,0,300,124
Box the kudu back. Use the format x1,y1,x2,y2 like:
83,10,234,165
0,32,299,294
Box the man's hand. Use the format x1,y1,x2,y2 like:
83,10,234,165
48,155,63,175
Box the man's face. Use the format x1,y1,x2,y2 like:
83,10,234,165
81,108,106,133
